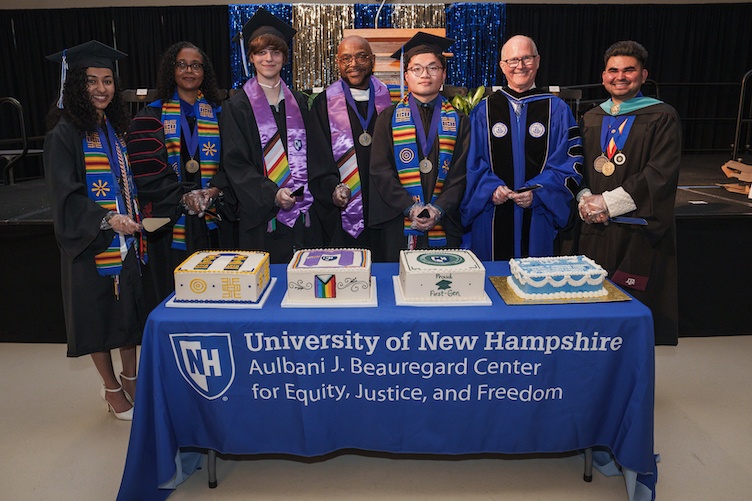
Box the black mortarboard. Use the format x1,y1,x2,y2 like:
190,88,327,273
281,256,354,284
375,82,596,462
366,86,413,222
390,32,454,60
46,40,127,70
240,7,296,44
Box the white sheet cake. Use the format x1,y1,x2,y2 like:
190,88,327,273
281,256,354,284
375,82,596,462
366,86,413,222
174,250,270,304
398,249,486,301
286,248,372,303
507,255,608,299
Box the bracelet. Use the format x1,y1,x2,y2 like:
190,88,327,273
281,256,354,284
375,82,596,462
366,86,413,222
99,210,117,230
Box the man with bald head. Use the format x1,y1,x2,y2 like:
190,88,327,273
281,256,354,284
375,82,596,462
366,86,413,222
308,36,392,257
461,35,583,261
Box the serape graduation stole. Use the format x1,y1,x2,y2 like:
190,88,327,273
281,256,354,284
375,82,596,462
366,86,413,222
326,76,392,238
160,91,221,250
243,77,311,229
83,119,145,276
392,95,458,247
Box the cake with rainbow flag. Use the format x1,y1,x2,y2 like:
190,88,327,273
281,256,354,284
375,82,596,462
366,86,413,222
286,248,372,304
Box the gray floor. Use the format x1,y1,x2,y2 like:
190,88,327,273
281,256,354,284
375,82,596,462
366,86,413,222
2,336,752,500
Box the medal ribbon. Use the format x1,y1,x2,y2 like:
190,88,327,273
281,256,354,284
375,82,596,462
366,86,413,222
327,76,391,237
600,116,636,159
392,95,458,246
244,77,311,228
408,95,442,162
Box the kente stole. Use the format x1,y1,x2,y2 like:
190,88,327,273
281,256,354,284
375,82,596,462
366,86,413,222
160,91,220,250
392,95,458,247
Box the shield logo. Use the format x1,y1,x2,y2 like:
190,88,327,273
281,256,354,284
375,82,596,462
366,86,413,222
169,333,235,400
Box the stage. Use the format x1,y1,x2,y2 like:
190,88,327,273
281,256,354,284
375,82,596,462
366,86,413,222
1,153,750,342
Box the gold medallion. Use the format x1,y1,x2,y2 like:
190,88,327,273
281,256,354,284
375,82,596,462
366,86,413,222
185,159,200,174
610,103,621,115
602,161,615,176
358,132,372,147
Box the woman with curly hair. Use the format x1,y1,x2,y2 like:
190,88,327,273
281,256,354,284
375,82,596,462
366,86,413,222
127,41,235,303
221,8,321,263
44,41,147,421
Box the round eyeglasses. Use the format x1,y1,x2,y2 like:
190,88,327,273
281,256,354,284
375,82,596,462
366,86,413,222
337,54,373,65
406,65,443,77
174,61,204,72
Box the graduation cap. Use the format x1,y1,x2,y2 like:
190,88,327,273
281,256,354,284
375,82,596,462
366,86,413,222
389,32,454,61
234,8,296,78
46,40,127,71
46,40,127,109
240,7,296,44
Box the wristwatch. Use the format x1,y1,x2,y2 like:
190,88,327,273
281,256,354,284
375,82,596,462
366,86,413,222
99,211,117,230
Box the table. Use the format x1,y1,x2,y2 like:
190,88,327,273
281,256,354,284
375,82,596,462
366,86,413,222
117,262,656,500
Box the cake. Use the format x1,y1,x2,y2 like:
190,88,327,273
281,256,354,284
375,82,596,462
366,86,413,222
286,248,372,303
398,249,486,301
174,250,271,304
507,255,608,299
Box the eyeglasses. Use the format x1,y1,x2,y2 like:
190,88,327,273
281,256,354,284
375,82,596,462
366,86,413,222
501,55,537,68
174,61,204,72
337,53,373,65
406,65,443,77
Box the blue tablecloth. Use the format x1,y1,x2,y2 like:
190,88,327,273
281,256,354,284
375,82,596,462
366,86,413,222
118,262,656,500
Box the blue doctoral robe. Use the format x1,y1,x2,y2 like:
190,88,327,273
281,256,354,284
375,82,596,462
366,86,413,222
461,88,583,261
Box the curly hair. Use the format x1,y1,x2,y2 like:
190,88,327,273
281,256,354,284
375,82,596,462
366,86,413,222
46,67,130,134
156,41,221,106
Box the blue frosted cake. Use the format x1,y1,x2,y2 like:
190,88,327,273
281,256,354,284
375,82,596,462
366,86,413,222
507,255,608,300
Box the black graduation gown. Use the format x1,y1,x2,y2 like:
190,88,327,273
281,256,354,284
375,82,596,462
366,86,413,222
368,100,470,262
220,87,320,264
577,103,682,345
308,90,384,260
127,104,235,304
44,117,146,357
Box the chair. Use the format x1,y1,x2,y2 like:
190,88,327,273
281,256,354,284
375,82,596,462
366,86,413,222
1,97,44,185
122,89,158,117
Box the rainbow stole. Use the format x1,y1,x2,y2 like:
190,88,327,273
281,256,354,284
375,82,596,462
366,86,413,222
161,92,221,250
83,128,135,275
392,95,458,246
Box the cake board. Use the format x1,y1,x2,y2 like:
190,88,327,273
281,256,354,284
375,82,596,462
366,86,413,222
165,278,277,309
280,277,378,308
490,276,631,305
392,276,493,307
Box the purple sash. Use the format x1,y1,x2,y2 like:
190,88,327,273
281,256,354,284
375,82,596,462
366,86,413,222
243,77,311,228
326,76,391,237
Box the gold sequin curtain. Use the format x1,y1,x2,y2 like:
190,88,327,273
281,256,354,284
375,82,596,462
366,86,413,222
291,4,445,91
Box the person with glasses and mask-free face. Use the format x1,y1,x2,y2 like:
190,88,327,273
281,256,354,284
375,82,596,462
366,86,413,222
461,35,583,262
127,41,234,305
308,36,392,260
369,32,470,262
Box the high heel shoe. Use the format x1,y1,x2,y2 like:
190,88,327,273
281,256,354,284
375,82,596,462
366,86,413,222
100,385,134,421
119,373,137,404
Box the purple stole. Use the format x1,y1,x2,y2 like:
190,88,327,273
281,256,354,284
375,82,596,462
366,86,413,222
326,76,391,237
243,77,311,228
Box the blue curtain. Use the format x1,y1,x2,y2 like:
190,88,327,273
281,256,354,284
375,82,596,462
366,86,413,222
446,3,505,89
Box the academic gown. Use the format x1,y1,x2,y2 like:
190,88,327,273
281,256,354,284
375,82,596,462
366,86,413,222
127,104,235,304
44,117,146,357
369,99,470,262
461,88,583,261
308,89,384,260
576,102,682,346
220,87,320,264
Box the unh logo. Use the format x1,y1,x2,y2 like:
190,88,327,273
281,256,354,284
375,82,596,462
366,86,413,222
169,333,235,400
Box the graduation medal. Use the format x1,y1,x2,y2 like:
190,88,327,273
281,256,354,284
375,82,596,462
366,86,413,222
602,161,615,177
593,154,608,173
358,132,372,147
419,158,433,173
185,158,200,173
613,152,626,166
610,103,620,115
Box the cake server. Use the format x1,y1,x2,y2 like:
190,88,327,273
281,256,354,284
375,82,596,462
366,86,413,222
141,217,171,232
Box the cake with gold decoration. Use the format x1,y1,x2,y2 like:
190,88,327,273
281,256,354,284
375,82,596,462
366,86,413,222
174,250,270,304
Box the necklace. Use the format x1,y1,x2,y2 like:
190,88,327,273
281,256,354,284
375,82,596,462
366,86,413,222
258,80,281,89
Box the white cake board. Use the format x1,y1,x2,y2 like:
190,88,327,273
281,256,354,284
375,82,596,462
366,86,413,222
281,277,378,308
392,276,492,307
165,278,276,309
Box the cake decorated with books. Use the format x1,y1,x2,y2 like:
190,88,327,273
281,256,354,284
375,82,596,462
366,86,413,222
507,255,608,300
286,248,372,303
174,250,271,304
398,249,486,301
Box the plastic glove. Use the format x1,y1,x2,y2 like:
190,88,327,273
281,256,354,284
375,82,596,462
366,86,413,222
412,203,441,232
275,187,295,210
332,183,351,208
509,189,534,208
109,214,142,235
491,185,513,205
580,194,610,225
181,190,204,216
